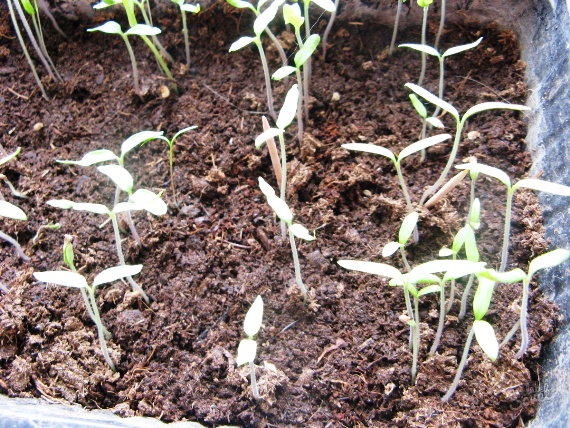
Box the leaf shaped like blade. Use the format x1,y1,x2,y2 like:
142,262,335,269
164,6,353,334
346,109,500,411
125,24,162,37
34,271,88,289
473,320,498,361
57,149,118,166
181,3,201,13
311,0,336,12
463,102,530,124
338,260,403,280
255,128,282,149
528,249,570,279
399,43,440,57
409,94,427,119
0,201,27,220
455,163,511,188
382,241,401,257
473,276,495,320
443,37,483,58
342,143,396,162
227,0,255,10
0,147,21,166
258,177,276,199
72,202,110,215
87,21,123,35
272,66,297,81
399,134,451,161
253,3,278,36
405,83,459,121
93,264,143,287
480,268,526,284
46,199,75,210
443,261,487,282
283,3,303,28
470,198,481,230
97,165,134,194
236,339,257,366
294,34,321,68
112,202,141,213
276,84,299,130
266,194,293,225
290,223,315,241
418,284,441,297
230,36,255,52
398,212,419,245
514,178,570,196
426,117,445,128
121,131,164,157
243,295,263,337
463,225,480,262
129,189,167,216
439,247,456,257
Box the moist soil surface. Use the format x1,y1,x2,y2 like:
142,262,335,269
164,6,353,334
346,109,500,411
0,3,559,427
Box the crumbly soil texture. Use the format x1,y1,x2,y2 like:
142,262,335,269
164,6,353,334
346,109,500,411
0,3,559,427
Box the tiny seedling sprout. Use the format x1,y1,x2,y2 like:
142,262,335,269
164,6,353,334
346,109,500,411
171,0,201,66
382,211,420,273
236,295,264,399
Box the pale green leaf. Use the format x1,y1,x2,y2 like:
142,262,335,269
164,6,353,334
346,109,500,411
409,272,441,285
514,178,570,196
172,126,198,142
398,211,419,245
236,338,257,366
87,21,123,35
0,200,27,221
463,225,480,262
294,34,321,68
409,94,427,119
57,149,118,166
473,276,495,320
129,189,167,216
125,24,162,37
255,128,282,149
34,271,88,289
243,295,264,337
258,177,276,199
418,284,442,297
276,84,299,130
443,261,487,282
442,37,483,58
311,0,336,12
479,268,526,284
266,194,293,225
382,241,401,257
439,247,456,257
452,226,467,253
253,3,278,36
21,0,36,15
121,131,164,157
272,66,297,80
226,0,255,10
399,43,440,58
290,223,315,241
97,165,134,194
399,134,451,161
455,163,511,188
407,283,418,297
473,320,499,361
405,83,459,121
426,117,445,128
93,264,143,287
72,202,110,215
338,260,403,280
112,202,141,213
341,143,396,163
229,36,255,52
181,3,201,13
46,199,75,210
283,3,304,28
0,147,21,166
463,102,530,124
469,198,481,230
528,249,570,279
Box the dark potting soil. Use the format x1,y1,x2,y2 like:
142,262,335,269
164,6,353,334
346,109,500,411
0,3,559,427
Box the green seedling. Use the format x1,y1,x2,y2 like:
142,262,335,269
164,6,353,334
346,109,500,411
226,0,289,73
255,84,299,238
321,0,340,60
46,168,167,304
382,211,419,273
88,22,162,97
32,222,61,246
236,295,264,399
259,177,315,303
342,133,451,214
442,274,501,402
415,0,433,86
229,0,285,120
405,83,530,205
34,263,143,371
389,0,407,55
0,147,28,260
493,249,569,358
455,162,570,272
171,0,201,66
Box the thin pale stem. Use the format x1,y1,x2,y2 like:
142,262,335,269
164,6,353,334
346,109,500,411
446,278,456,314
7,0,48,99
278,133,287,240
289,228,308,303
31,13,62,82
295,68,305,144
404,285,414,349
442,326,474,402
500,319,520,349
182,12,190,66
411,297,420,384
499,190,514,273
137,0,173,64
0,230,29,261
419,119,428,162
266,28,288,69
417,6,429,87
254,39,276,120
432,58,445,119
399,246,412,273
122,35,142,97
458,273,475,320
515,279,530,358
389,0,403,55
169,143,177,207
303,0,311,121
249,361,260,399
89,287,115,371
395,162,413,213
322,0,340,60
262,116,282,188
435,0,446,49
430,281,446,354
139,34,177,92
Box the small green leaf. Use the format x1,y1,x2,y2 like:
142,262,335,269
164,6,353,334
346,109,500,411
294,34,321,68
87,21,123,35
21,0,36,16
129,189,168,216
171,126,198,143
289,224,315,241
426,117,445,128
399,134,451,161
255,128,282,149
463,225,480,262
473,320,499,361
125,24,162,37
405,83,459,122
57,149,118,166
112,202,141,213
455,163,512,189
443,37,483,58
514,178,570,196
469,198,481,230
272,66,297,81
311,0,337,12
399,43,440,58
443,261,486,282
93,0,120,9
418,284,441,297
409,94,427,119
33,271,88,289
226,0,255,10
266,194,293,225
258,177,276,199
72,202,110,215
439,247,456,257
93,265,143,287
451,225,467,253
63,238,75,271
473,276,495,320
462,102,530,124
243,295,264,338
283,3,304,28
341,143,396,163
528,249,570,279
480,268,526,284
398,212,419,245
229,36,255,52
409,272,441,285
417,0,433,7
407,283,418,297
0,147,21,166
382,241,401,257
181,3,201,13
337,260,403,280
276,84,299,130
97,165,134,194
46,199,75,210
253,3,278,37
236,338,257,366
0,200,27,221
121,131,164,157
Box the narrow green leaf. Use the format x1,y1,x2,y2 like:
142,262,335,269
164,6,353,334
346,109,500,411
181,3,201,13
97,165,134,194
93,264,143,287
57,149,118,167
409,94,427,119
439,247,456,257
443,261,486,282
72,202,110,215
399,43,440,58
337,260,403,280
290,224,315,241
112,202,141,213
236,338,257,366
266,194,293,225
463,225,480,263
253,3,278,36
243,295,264,338
455,163,512,189
172,126,198,142
426,117,445,128
311,0,337,12
34,271,88,289
129,189,168,216
480,268,526,284
473,276,495,320
255,128,282,149
229,36,255,52
258,177,276,199
399,134,451,161
398,211,419,245
514,178,570,196
407,283,418,297
469,198,481,230
418,284,442,297
405,83,459,121
21,0,36,15
463,102,530,124
87,21,123,35
0,147,21,166
382,241,401,257
276,84,299,130
473,320,499,361
226,0,255,10
272,66,297,81
46,199,75,210
528,249,570,279
442,37,483,58
283,3,304,28
125,24,162,37
409,272,441,285
0,200,27,221
121,131,164,157
294,34,321,68
341,143,396,163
